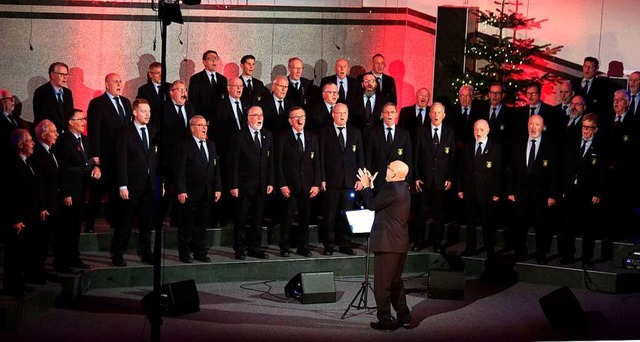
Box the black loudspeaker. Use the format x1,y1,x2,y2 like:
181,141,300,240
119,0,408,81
432,6,479,103
285,272,336,304
428,254,465,300
142,279,200,316
612,244,640,268
539,286,588,332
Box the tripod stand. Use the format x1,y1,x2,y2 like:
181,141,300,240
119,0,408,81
341,234,376,319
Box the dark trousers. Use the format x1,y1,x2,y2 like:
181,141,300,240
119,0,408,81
233,193,265,254
322,188,355,249
27,214,56,279
279,191,310,252
56,195,84,268
110,181,154,260
413,186,446,244
508,200,553,258
373,252,410,323
463,197,496,252
86,176,117,229
559,192,601,261
3,225,29,292
178,196,211,258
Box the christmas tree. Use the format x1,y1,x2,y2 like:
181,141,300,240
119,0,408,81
450,0,562,106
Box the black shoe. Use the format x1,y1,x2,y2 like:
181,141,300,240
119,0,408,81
248,250,269,259
280,250,290,257
54,265,72,273
397,315,412,329
536,256,548,265
71,260,91,269
558,256,576,265
112,258,127,267
140,255,154,265
461,248,478,257
339,247,357,255
296,249,313,257
323,248,334,256
235,253,246,260
582,259,595,269
179,255,194,263
432,243,444,253
411,243,424,252
194,255,211,262
370,321,399,332
84,226,95,233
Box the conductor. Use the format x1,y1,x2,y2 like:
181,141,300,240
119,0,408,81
357,160,412,331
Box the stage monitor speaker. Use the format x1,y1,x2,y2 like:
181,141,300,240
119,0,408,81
432,6,478,104
428,269,465,300
142,279,200,316
612,244,640,268
285,272,336,304
538,286,587,332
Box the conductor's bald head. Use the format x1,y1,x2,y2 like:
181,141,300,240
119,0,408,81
386,160,408,182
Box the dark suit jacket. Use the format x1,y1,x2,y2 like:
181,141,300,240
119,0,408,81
275,129,321,194
7,152,41,228
320,75,358,104
364,125,413,187
240,76,268,106
347,93,387,133
602,112,640,179
357,72,398,105
33,83,74,131
227,128,275,196
161,101,196,182
398,105,430,139
562,135,606,199
174,137,222,202
506,134,560,203
361,182,410,253
456,138,503,202
87,92,133,180
259,95,295,135
215,97,249,134
136,81,171,130
115,123,158,193
53,131,92,200
513,102,558,141
446,103,481,150
305,101,334,133
414,124,456,191
31,142,60,215
188,70,228,122
319,124,364,190
570,76,619,115
285,77,320,108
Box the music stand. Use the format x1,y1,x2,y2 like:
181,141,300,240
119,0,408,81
341,209,375,319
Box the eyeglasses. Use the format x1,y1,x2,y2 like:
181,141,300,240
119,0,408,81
171,88,186,92
526,92,539,95
582,125,597,130
191,123,209,127
205,57,219,61
0,96,15,101
382,111,397,114
273,84,288,89
53,72,69,77
70,117,87,121
289,67,303,71
488,91,503,95
323,91,338,95
570,102,585,106
614,98,628,103
248,114,264,117
387,166,396,178
289,115,306,120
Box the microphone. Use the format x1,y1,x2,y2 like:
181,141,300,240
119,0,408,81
153,38,156,51
29,43,34,51
334,43,340,50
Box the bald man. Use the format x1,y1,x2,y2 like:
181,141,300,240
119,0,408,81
358,160,412,331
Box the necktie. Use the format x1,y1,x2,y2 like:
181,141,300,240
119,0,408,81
114,96,126,122
254,131,261,150
57,91,63,104
476,142,483,158
417,108,424,125
630,95,637,116
529,107,536,115
386,127,393,145
77,136,86,158
528,139,536,170
463,107,468,122
50,148,58,168
247,78,253,98
580,139,586,159
337,127,345,151
7,114,17,127
582,80,590,95
176,104,186,127
365,96,372,119
156,84,161,95
199,140,208,162
329,106,334,115
141,127,148,150
235,101,243,126
296,132,304,152
57,91,64,116
339,81,346,101
210,73,216,86
294,82,299,90
433,128,440,144
562,105,568,113
278,100,284,116
615,116,622,125
490,107,497,121
376,77,382,90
